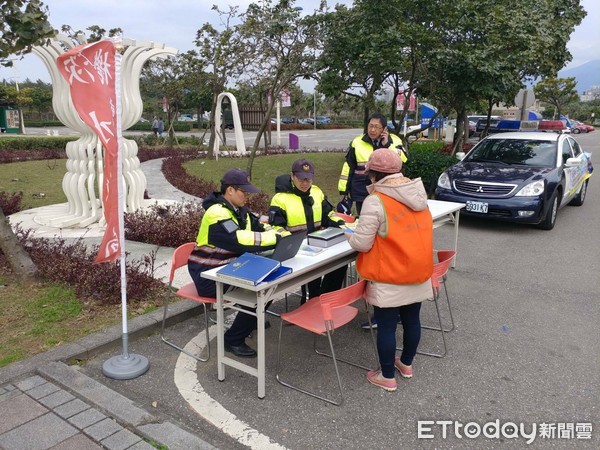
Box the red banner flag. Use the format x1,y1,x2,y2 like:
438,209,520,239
57,41,122,263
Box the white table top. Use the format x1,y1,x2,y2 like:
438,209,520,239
427,199,465,219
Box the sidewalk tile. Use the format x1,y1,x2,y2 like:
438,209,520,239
0,412,78,450
0,393,48,434
53,398,91,419
49,433,103,449
69,408,106,429
84,417,123,441
39,389,75,409
15,375,46,391
101,428,142,450
26,382,61,400
127,441,156,450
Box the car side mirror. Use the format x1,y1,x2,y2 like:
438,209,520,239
456,152,465,161
565,157,579,167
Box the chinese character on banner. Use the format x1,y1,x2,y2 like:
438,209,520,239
57,41,122,263
396,93,416,111
280,89,291,107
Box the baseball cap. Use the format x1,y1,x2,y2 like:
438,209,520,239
291,159,315,180
366,149,402,174
221,168,260,193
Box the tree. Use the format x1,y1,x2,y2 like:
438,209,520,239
236,0,320,175
317,1,395,130
195,5,245,158
140,51,209,143
0,0,54,281
1,0,55,67
534,77,579,119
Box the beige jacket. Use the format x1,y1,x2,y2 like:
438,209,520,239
348,174,433,308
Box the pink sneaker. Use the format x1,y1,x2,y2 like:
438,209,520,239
395,357,413,378
367,369,397,392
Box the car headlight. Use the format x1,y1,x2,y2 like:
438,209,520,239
515,180,545,196
437,172,451,189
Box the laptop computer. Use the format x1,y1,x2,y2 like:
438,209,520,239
265,232,306,262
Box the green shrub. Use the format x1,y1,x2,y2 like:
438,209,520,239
0,137,78,151
23,121,64,127
404,142,457,196
126,121,193,132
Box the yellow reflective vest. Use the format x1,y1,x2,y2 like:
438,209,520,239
338,133,407,202
190,195,279,268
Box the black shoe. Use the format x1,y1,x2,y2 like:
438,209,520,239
224,342,257,358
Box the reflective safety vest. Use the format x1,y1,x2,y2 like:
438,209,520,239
270,186,327,234
338,133,407,195
190,203,279,267
356,192,433,284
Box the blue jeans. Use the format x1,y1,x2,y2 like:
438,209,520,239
373,302,422,378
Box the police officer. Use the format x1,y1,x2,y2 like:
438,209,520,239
269,159,347,302
338,113,407,215
188,168,288,358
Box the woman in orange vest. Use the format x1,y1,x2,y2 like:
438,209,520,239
347,149,434,392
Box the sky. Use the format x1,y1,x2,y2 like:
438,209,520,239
1,0,599,91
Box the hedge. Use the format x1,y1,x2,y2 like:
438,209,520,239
404,141,457,195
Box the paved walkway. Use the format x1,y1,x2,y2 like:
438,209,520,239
1,160,213,450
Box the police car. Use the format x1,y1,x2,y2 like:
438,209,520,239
435,129,593,230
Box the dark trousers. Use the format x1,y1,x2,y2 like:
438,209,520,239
373,302,422,378
305,266,348,302
188,261,270,347
355,200,364,216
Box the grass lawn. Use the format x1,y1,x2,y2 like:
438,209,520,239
0,159,68,209
0,270,162,368
184,152,347,200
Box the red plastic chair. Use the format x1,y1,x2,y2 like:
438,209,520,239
397,250,456,358
275,280,378,405
333,212,357,285
427,250,456,333
160,242,216,362
333,212,356,223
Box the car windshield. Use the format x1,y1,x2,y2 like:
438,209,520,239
466,139,557,166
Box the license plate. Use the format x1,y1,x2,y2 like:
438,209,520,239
466,201,488,213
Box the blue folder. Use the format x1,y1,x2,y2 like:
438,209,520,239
216,253,282,286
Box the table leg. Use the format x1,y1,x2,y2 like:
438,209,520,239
216,282,225,381
452,211,460,268
257,293,266,399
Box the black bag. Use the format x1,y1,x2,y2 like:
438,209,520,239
336,197,352,215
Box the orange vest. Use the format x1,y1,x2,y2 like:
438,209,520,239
356,192,433,284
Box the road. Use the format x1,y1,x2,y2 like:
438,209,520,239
75,132,598,449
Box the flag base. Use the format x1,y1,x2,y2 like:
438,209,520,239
102,353,149,380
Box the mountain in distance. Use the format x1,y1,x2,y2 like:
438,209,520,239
558,59,600,93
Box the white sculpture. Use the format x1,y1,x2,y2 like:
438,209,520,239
212,92,247,159
32,34,177,227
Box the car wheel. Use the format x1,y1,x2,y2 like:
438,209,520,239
569,180,588,206
572,128,580,134
538,193,559,230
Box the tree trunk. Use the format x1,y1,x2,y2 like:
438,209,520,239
0,208,39,281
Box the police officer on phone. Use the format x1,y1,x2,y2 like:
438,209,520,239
338,113,407,215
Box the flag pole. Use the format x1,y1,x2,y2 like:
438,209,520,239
102,41,149,379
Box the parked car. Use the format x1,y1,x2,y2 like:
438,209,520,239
298,118,314,125
315,116,331,124
435,130,593,230
571,121,595,134
177,114,194,122
281,117,296,124
475,117,504,136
